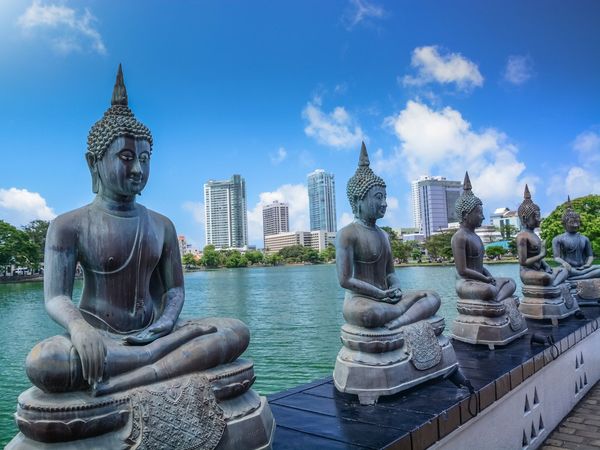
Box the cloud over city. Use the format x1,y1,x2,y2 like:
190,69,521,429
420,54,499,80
247,184,309,244
342,0,385,30
402,46,484,92
303,97,366,149
17,1,106,55
0,187,56,226
374,100,536,207
503,55,535,85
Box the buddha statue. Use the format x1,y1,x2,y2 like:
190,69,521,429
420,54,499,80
552,197,600,305
516,186,578,325
450,172,526,349
9,66,274,450
333,142,458,405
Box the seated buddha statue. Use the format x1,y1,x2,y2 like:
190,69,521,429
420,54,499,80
337,144,441,330
333,143,457,405
516,186,568,287
452,173,517,303
552,197,600,305
552,197,600,281
450,172,526,348
12,66,273,449
516,185,577,324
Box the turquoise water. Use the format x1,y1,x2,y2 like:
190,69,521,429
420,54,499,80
0,263,521,445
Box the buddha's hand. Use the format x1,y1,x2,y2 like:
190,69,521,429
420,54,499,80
486,276,496,285
563,262,573,271
70,322,107,386
382,288,402,304
124,317,175,345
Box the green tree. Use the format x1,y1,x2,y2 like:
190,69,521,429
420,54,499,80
486,245,507,258
22,219,50,265
320,243,336,262
497,223,518,240
424,230,456,260
182,252,199,268
245,250,264,265
277,245,307,263
224,250,247,268
264,253,282,265
0,220,38,270
540,195,600,256
303,248,322,264
200,245,222,268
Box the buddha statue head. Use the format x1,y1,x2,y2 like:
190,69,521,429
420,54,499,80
562,196,581,233
346,142,387,222
86,64,153,196
455,172,484,229
518,184,541,229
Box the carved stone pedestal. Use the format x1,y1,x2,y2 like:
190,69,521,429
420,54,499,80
451,296,528,350
519,283,579,326
333,316,459,405
7,359,275,450
568,279,600,306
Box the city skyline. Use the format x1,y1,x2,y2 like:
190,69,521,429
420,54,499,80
1,1,599,249
204,175,248,249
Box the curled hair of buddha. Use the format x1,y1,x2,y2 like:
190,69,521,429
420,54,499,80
562,195,580,224
86,64,153,162
517,184,540,222
346,142,386,214
455,172,482,223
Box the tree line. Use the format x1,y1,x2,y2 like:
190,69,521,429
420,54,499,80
0,220,49,273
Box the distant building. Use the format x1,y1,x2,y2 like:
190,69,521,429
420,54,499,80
490,207,521,234
475,226,502,244
264,231,336,254
411,176,462,238
262,201,289,247
204,174,248,249
307,169,337,232
177,235,189,257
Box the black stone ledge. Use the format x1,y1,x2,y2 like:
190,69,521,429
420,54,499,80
269,307,600,450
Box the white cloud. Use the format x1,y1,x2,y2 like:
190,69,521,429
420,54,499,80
342,0,385,29
302,98,366,149
573,131,600,164
503,55,534,85
402,46,484,92
17,1,106,55
547,130,600,199
247,184,309,245
270,147,287,165
375,100,535,207
182,201,205,225
0,188,56,226
340,212,354,227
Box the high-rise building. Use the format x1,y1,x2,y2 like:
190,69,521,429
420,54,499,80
411,176,462,237
307,169,337,232
262,201,289,246
204,174,248,249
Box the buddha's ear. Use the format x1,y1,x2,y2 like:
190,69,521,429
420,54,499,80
85,152,99,194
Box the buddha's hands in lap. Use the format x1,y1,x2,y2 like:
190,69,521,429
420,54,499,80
70,322,107,386
382,288,402,304
124,316,175,345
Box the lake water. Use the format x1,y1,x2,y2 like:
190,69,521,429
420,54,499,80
0,263,521,446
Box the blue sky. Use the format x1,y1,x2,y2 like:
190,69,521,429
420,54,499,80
0,0,599,248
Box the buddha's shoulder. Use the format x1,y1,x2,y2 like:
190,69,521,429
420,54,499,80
144,208,176,232
50,205,92,229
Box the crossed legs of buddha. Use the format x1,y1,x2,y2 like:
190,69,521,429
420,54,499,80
455,277,516,302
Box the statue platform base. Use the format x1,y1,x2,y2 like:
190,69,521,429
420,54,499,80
569,279,600,306
333,316,459,405
8,359,275,450
451,296,528,350
519,283,579,325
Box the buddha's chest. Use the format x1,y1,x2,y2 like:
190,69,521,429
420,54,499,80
465,236,484,259
77,214,162,274
560,234,584,254
354,230,388,263
527,235,542,255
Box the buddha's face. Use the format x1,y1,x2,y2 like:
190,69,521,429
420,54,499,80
464,204,484,229
525,208,541,229
564,214,581,233
357,186,387,222
94,136,151,199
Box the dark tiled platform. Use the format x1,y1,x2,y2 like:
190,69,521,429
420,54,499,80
269,307,600,450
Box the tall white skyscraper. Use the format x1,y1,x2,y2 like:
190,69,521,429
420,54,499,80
307,169,337,232
262,201,289,246
411,176,462,237
204,174,248,249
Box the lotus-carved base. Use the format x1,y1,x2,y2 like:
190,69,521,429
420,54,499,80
8,359,274,450
333,316,459,405
568,279,600,306
451,296,528,349
519,283,579,325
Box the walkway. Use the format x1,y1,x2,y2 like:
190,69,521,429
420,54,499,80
543,380,600,450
